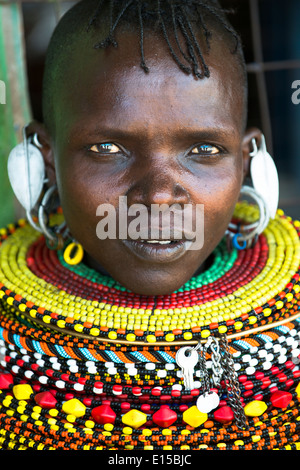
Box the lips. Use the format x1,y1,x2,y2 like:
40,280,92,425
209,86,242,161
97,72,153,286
122,238,193,263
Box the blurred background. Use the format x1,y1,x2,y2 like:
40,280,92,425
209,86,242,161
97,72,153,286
0,0,299,227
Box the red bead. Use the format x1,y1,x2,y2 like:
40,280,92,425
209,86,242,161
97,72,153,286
91,404,116,424
270,391,292,409
0,372,13,390
152,405,177,428
34,391,57,409
213,406,234,424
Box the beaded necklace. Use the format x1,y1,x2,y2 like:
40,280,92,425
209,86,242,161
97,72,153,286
0,202,300,450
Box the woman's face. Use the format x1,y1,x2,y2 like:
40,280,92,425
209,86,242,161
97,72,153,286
37,30,257,295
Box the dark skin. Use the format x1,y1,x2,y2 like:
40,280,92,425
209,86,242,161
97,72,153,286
29,29,261,295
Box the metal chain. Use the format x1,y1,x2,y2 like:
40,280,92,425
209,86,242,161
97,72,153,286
219,334,247,429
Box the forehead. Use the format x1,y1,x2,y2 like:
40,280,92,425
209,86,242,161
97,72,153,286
53,29,246,139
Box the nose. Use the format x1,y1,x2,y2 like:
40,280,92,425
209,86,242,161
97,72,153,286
125,157,190,208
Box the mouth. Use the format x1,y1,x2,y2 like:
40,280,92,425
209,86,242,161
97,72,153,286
122,238,193,263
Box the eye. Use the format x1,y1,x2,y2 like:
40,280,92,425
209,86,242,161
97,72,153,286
89,143,122,154
190,144,220,156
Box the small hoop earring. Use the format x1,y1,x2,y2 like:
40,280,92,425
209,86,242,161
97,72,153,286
63,241,84,265
38,184,67,250
226,185,270,250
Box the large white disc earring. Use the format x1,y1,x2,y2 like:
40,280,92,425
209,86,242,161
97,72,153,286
249,134,279,219
7,126,46,232
7,125,67,248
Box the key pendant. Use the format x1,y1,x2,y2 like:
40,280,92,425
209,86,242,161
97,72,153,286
196,391,220,413
175,346,198,391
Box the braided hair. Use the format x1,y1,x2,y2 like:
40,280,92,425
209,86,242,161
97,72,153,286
86,0,241,79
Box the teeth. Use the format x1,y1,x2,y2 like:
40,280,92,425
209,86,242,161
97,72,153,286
142,240,172,244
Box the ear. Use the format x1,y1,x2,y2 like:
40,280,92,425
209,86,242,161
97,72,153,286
241,127,262,179
26,121,56,186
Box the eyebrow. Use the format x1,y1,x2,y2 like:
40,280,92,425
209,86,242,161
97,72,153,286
77,125,239,143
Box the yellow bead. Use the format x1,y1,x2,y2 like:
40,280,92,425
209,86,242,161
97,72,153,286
62,398,86,418
146,335,156,343
183,332,193,341
142,429,152,436
104,423,114,432
201,330,210,339
218,325,227,334
244,400,267,417
252,435,261,442
90,328,100,336
162,429,172,436
234,440,244,446
165,334,175,342
49,408,59,417
122,409,147,429
182,406,208,428
295,382,300,398
122,427,133,435
163,446,173,450
13,384,33,400
108,331,117,340
126,333,136,342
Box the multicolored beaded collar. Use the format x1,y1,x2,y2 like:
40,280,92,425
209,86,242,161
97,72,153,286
0,202,300,450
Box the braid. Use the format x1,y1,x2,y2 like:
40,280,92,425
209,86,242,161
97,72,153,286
88,0,241,78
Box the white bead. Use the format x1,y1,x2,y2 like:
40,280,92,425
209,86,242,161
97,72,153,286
246,366,256,375
265,342,273,350
157,370,167,378
145,363,156,370
52,363,61,370
67,359,77,366
34,353,42,360
262,361,272,370
87,367,97,375
39,376,48,384
24,370,34,379
291,349,300,357
9,352,17,359
165,363,175,370
36,359,45,367
93,386,103,394
258,349,267,358
73,383,84,391
249,346,258,354
242,354,251,363
69,365,78,373
104,362,114,369
290,329,297,337
11,365,19,374
273,344,282,353
249,358,258,367
234,363,241,371
193,380,201,389
266,353,274,362
107,367,117,375
125,363,135,369
128,367,138,376
21,355,30,362
172,384,182,391
55,380,66,389
85,361,96,367
278,356,287,364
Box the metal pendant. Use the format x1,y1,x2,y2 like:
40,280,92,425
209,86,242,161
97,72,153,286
7,140,45,212
250,135,279,219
